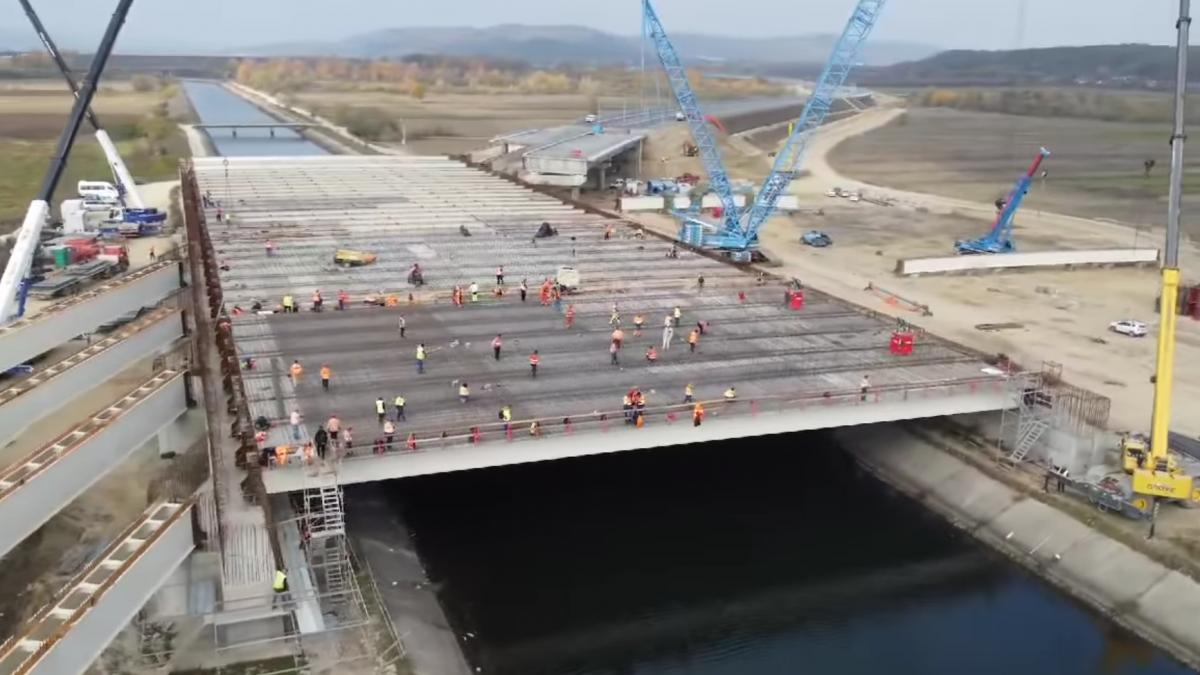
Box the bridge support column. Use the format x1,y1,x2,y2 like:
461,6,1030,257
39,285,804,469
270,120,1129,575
598,165,607,192
570,187,581,200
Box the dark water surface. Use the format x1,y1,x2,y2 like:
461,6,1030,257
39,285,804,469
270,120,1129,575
378,433,1193,675
181,80,326,157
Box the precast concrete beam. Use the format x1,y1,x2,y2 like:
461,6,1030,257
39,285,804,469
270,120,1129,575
0,262,180,373
0,307,183,449
263,384,1014,493
0,501,194,675
0,370,187,558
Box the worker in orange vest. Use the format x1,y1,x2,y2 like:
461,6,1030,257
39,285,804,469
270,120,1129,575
611,327,625,349
692,402,705,427
565,304,576,328
290,359,304,385
687,328,700,353
320,364,332,391
312,289,323,312
337,289,349,310
529,350,540,378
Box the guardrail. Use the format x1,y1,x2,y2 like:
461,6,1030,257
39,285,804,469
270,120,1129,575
267,375,1011,469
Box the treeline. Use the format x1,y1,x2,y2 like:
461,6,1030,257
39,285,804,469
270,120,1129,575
911,87,1200,124
232,56,787,99
862,44,1198,88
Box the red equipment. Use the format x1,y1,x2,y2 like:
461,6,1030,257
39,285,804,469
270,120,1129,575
890,331,914,356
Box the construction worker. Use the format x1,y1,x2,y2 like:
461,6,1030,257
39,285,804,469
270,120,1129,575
673,306,682,327
622,393,633,423
343,427,353,454
416,343,427,374
697,274,705,291
149,246,157,262
452,285,463,308
326,415,341,449
520,279,528,302
337,289,349,310
529,350,540,378
290,359,303,385
687,328,700,353
375,397,386,424
398,314,406,338
540,279,553,305
393,395,407,421
860,375,871,402
633,313,645,336
611,327,625,349
609,305,621,326
289,408,302,440
459,381,470,403
469,281,479,303
274,444,290,467
552,287,563,314
500,404,513,425
645,345,658,362
312,289,323,312
282,294,295,313
314,425,328,460
406,433,418,452
724,386,737,401
610,341,620,366
683,383,695,403
662,316,674,350
265,240,275,257
272,568,288,605
565,304,576,328
492,334,503,360
496,265,505,285
303,442,315,465
530,420,542,437
320,364,332,391
383,419,396,451
692,402,705,427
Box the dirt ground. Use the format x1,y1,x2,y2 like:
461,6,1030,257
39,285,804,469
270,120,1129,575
828,107,1200,236
289,90,636,155
621,100,1200,440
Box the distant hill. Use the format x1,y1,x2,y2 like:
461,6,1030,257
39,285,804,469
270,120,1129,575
246,24,938,67
861,44,1188,87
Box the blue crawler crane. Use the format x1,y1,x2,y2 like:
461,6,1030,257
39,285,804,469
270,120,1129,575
955,147,1050,254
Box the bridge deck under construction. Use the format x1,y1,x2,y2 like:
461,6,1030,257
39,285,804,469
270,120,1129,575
194,156,1002,470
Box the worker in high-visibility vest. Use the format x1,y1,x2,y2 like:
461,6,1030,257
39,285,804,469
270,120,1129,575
416,344,427,374
687,329,700,353
459,382,470,403
724,387,737,401
633,314,645,336
290,360,303,385
274,444,290,467
282,294,294,313
320,364,332,391
683,383,695,404
375,397,386,424
337,289,349,310
564,304,575,329
529,350,540,378
673,306,682,327
393,395,407,421
692,402,705,427
272,568,288,607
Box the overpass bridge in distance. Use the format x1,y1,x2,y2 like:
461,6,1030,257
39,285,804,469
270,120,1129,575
192,122,320,138
191,155,1018,493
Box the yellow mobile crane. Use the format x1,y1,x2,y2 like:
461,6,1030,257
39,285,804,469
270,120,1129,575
1121,0,1200,518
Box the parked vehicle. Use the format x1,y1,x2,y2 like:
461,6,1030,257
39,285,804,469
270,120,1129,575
583,113,598,124
1110,319,1148,337
802,230,833,247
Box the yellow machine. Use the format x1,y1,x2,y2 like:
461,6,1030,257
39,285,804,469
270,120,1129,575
333,249,377,267
1124,0,1200,517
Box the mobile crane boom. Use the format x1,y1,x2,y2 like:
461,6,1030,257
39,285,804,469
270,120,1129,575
1132,0,1196,508
0,0,135,323
19,0,145,209
955,147,1049,254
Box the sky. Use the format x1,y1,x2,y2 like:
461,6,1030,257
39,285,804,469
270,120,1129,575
0,0,1181,54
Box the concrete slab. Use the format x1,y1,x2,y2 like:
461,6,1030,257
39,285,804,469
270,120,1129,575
1137,571,1200,657
1057,534,1167,606
983,498,1096,563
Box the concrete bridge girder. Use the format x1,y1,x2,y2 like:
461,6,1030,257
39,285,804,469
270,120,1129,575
0,370,188,559
0,501,195,675
0,307,184,449
263,384,1014,493
0,262,181,373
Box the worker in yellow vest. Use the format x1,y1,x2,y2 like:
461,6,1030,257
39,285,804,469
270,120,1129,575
282,294,294,313
272,568,289,607
393,395,406,421
683,383,695,404
459,382,470,403
320,364,332,391
375,397,386,424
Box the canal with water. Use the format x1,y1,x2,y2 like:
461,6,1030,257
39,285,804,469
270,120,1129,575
182,81,325,157
184,82,1195,675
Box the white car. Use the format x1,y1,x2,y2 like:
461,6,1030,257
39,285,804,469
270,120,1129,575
1110,320,1148,337
584,113,598,124
675,111,686,121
